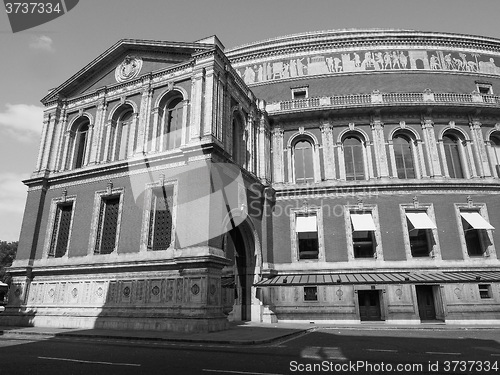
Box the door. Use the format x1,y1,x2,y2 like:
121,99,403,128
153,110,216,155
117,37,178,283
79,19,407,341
416,285,437,321
358,290,382,321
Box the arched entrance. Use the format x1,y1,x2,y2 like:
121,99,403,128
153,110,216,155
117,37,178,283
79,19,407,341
222,219,259,322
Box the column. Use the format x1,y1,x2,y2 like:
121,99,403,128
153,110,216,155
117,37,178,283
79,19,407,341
59,130,73,171
102,121,113,162
370,119,389,177
137,83,153,154
203,69,215,137
150,107,160,152
387,139,397,177
469,120,492,177
90,98,108,164
53,109,68,171
40,112,58,171
337,142,346,180
127,113,139,158
320,122,336,180
271,127,284,183
421,119,442,177
83,123,94,166
190,68,205,139
464,139,477,178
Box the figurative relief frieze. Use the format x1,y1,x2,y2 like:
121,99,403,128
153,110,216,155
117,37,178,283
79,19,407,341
236,49,500,84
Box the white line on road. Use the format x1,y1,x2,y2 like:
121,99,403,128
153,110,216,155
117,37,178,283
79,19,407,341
366,349,398,352
203,370,284,375
426,352,461,355
492,354,500,357
38,356,141,367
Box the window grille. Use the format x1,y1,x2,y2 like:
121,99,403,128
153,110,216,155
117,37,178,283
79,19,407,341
148,187,173,250
95,196,120,254
49,203,73,257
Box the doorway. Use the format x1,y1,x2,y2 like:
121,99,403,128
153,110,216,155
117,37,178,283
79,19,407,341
415,285,437,321
223,220,256,322
358,290,382,321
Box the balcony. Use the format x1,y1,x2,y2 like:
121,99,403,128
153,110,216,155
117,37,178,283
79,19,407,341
266,90,500,114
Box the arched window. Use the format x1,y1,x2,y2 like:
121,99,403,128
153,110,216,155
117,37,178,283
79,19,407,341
343,136,365,181
232,115,245,165
73,121,89,169
491,134,500,177
393,135,415,179
114,109,133,161
443,134,464,178
162,97,183,150
293,140,314,184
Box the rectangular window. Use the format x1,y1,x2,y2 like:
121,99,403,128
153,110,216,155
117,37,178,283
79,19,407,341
406,211,437,257
148,186,174,250
351,213,376,258
460,211,494,257
292,86,308,100
48,203,73,258
95,196,120,255
304,286,318,301
479,284,492,299
296,215,319,260
476,82,493,95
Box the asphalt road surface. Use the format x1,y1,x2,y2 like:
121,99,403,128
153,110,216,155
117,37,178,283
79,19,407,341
1,328,499,375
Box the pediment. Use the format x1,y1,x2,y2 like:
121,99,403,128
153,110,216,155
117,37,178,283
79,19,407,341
42,39,214,104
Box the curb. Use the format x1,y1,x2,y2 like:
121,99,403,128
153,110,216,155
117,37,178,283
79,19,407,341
0,327,312,346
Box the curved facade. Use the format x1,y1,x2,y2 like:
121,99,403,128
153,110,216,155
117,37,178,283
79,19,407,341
3,30,500,330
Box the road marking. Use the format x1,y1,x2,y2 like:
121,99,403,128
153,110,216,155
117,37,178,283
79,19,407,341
38,356,141,367
492,354,500,357
426,352,461,355
366,349,398,352
203,370,284,375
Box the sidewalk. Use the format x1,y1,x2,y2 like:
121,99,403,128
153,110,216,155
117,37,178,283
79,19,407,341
1,321,500,345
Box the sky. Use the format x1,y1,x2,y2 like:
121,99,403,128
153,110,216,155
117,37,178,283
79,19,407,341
0,0,500,241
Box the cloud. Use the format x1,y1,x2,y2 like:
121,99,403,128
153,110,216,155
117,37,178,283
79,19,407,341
29,35,54,52
0,173,29,241
0,104,44,141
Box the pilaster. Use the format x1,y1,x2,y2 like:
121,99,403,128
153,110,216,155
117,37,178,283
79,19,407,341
90,98,108,164
190,68,206,139
137,80,153,154
370,119,389,177
320,122,336,180
469,120,491,177
271,127,284,183
421,118,442,177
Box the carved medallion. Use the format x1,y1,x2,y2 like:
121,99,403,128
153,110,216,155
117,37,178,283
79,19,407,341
152,285,160,296
191,284,200,295
123,286,131,297
115,55,143,83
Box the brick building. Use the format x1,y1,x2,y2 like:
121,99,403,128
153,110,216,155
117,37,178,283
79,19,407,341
3,30,500,331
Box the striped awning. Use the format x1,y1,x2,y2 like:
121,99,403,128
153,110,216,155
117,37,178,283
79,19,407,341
254,271,500,286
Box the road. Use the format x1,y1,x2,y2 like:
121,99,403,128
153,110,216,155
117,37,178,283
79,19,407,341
1,328,499,374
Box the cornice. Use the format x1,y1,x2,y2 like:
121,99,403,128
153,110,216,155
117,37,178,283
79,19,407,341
226,29,500,63
42,39,212,106
273,179,500,200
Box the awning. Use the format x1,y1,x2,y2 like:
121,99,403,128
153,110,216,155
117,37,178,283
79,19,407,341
460,212,495,230
406,212,437,229
254,271,500,286
351,213,376,231
296,215,317,232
